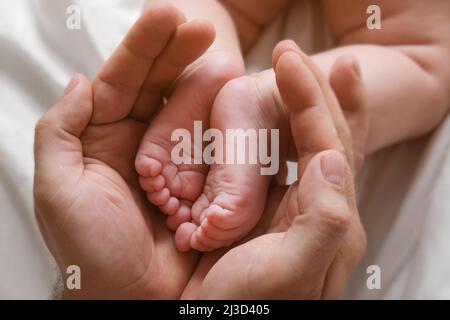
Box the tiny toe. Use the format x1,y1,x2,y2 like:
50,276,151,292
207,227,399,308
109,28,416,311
175,222,198,252
190,231,216,252
166,204,191,230
147,188,170,206
139,175,165,192
135,155,163,177
275,50,342,155
160,196,179,215
191,194,210,224
204,204,240,229
161,162,178,179
161,164,206,202
199,217,244,242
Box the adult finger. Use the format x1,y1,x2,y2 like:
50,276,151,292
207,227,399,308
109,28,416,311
273,40,354,166
91,4,185,124
131,19,215,121
330,55,369,171
274,49,344,177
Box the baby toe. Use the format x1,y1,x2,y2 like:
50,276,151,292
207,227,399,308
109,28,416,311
139,175,165,192
147,188,170,206
190,230,216,252
160,196,179,215
175,222,198,252
204,204,238,229
135,155,163,177
191,194,211,224
199,217,244,242
166,204,191,231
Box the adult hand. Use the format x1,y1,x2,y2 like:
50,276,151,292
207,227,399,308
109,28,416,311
277,41,369,172
184,42,366,299
34,4,214,299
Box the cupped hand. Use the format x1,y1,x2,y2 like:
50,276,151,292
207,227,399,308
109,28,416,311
183,41,367,299
34,4,215,299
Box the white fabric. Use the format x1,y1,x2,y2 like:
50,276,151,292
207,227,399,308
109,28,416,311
0,0,449,299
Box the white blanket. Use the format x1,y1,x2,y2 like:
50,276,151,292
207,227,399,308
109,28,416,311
0,0,449,299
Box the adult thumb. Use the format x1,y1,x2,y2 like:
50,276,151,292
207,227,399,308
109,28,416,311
34,74,92,195
282,150,353,282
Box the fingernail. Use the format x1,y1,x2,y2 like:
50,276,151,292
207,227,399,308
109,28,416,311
64,75,80,95
321,152,345,187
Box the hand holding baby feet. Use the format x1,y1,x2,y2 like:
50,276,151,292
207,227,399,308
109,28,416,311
34,4,213,299
185,42,366,299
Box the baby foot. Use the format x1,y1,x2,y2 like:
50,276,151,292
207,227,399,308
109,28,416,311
136,43,244,227
175,71,288,251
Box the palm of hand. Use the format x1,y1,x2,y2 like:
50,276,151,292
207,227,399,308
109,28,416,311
51,116,197,299
183,184,325,300
183,185,294,299
192,183,350,300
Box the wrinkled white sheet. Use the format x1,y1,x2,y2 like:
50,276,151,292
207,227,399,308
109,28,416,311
0,0,449,299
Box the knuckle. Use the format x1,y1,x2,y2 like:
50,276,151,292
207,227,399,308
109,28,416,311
317,204,352,232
